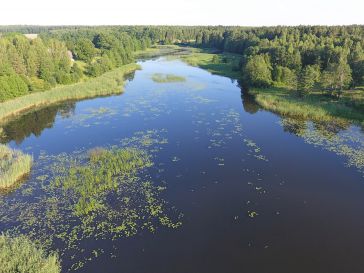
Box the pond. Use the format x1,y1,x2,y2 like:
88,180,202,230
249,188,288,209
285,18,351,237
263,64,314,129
1,57,364,273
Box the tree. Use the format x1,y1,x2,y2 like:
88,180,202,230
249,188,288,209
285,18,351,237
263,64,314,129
244,54,272,87
274,66,298,89
321,59,352,96
74,38,97,62
299,64,321,92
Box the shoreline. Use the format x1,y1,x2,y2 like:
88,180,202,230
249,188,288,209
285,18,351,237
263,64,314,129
0,63,140,125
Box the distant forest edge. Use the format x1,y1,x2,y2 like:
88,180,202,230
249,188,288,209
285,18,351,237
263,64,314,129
0,25,363,102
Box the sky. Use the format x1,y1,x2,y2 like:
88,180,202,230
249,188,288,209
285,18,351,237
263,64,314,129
1,0,363,26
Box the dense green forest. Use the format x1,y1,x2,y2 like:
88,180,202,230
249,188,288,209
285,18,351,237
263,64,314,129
0,25,363,102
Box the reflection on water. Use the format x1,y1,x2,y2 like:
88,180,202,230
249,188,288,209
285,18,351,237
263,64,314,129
1,57,364,273
0,102,76,144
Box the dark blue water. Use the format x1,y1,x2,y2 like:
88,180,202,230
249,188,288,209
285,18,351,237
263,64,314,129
1,57,364,273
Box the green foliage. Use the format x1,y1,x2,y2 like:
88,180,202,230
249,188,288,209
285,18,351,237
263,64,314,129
0,234,60,273
299,64,321,92
273,66,297,89
0,63,139,123
244,54,272,87
0,144,32,189
0,74,29,101
74,38,97,62
321,60,352,93
249,87,364,125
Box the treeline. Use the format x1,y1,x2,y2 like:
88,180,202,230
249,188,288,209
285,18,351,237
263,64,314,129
0,27,153,102
1,25,363,101
178,25,363,93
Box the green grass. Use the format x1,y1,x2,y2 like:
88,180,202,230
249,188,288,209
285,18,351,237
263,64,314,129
249,87,364,126
133,45,188,59
179,48,241,79
0,145,32,190
56,147,153,216
151,73,186,83
0,234,60,273
0,63,140,124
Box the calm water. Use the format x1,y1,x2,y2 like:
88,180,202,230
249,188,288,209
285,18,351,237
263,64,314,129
1,57,364,273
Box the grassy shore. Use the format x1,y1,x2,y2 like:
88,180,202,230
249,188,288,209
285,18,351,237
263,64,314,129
0,63,140,124
0,145,32,190
249,87,364,126
0,234,60,273
179,48,241,79
180,46,364,125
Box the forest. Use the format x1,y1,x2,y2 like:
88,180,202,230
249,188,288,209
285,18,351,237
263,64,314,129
0,25,363,102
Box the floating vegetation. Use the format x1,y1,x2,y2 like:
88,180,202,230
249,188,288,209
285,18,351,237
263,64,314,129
243,139,268,162
0,145,32,190
151,73,186,83
280,118,364,174
68,107,118,128
0,234,61,273
248,211,259,218
0,132,181,271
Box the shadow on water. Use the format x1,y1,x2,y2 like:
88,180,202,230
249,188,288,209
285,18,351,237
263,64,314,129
0,102,76,144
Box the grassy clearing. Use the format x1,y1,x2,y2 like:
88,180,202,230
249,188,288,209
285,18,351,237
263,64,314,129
0,234,60,273
249,87,364,126
151,73,186,83
0,145,32,190
179,48,241,79
133,45,189,59
0,63,140,124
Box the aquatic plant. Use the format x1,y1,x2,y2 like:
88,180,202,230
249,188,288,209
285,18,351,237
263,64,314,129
280,118,364,174
151,73,186,83
0,145,32,189
0,131,181,271
0,234,60,273
250,87,364,126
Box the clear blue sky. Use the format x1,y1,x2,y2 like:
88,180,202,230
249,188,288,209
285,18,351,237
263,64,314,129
1,0,363,26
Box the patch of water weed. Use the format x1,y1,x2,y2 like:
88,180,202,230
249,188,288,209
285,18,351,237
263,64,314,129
67,107,118,128
151,73,186,83
0,131,181,271
0,145,33,190
280,117,364,175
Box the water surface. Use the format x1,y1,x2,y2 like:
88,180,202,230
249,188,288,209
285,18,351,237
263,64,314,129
1,57,364,273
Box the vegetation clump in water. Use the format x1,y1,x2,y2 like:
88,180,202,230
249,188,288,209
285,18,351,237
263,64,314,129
0,145,32,190
151,73,186,83
0,234,60,273
0,131,181,271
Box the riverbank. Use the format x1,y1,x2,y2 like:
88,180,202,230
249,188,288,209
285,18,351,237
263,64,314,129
0,63,140,124
181,47,364,126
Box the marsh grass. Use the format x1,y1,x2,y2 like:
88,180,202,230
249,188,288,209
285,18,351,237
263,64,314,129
0,133,181,270
180,49,241,79
0,64,140,124
0,145,32,190
250,87,364,126
0,234,60,273
87,147,108,162
151,73,186,83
